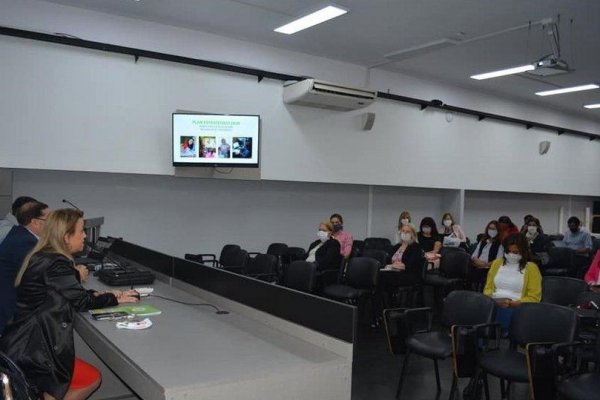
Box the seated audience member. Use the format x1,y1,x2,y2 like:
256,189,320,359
484,233,542,328
562,216,592,255
330,213,353,258
584,250,600,292
439,212,466,245
520,214,535,234
497,215,519,242
0,196,37,245
471,220,504,290
0,208,139,400
417,217,442,254
394,210,412,244
387,224,425,276
524,217,548,253
0,201,48,334
306,221,342,271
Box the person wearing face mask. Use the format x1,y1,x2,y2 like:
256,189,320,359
417,217,442,254
329,213,353,258
520,214,535,234
483,233,541,327
394,211,412,244
470,220,504,290
439,212,466,246
524,217,547,254
305,221,342,272
562,216,592,256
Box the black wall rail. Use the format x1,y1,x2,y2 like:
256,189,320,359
1,25,598,141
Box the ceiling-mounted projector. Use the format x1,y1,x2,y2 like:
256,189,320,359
527,55,570,77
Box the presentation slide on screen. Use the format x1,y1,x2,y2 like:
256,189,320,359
173,114,259,166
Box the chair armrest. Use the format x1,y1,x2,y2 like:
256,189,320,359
474,322,502,351
403,307,433,333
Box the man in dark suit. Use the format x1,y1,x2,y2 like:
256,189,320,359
0,201,48,335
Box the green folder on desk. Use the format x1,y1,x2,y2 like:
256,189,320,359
90,304,162,317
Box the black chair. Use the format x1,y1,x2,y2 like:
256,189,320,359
0,351,38,400
363,237,393,254
544,247,577,277
352,239,365,258
322,257,380,304
477,303,578,400
552,336,600,400
281,246,306,267
361,249,390,267
541,276,588,306
423,248,471,308
383,291,496,399
281,260,317,293
245,253,278,282
185,244,248,273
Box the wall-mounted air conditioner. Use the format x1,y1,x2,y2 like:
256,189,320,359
283,79,377,111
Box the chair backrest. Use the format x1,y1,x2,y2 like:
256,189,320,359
509,303,578,346
361,249,390,266
345,257,380,290
363,237,392,253
0,351,37,400
442,290,496,327
541,276,588,306
246,253,277,275
352,240,365,258
266,243,288,256
283,246,307,264
282,260,316,293
547,247,576,269
220,247,248,268
439,249,471,279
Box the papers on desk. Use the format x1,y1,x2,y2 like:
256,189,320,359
90,304,162,318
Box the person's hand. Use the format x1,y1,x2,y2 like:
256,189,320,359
495,298,511,308
390,263,405,271
75,264,89,282
590,285,600,293
117,293,139,304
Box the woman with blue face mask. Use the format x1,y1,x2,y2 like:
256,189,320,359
483,233,541,328
330,213,353,259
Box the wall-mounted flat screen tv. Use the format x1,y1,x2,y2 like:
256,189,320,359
173,113,260,167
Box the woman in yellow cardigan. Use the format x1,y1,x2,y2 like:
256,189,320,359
483,233,541,327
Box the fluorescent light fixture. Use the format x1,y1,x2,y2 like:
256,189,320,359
535,84,599,96
274,5,347,35
584,103,600,109
470,64,535,80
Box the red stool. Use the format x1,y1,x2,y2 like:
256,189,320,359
69,358,101,389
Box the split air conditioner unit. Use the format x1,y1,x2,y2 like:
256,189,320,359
283,79,377,111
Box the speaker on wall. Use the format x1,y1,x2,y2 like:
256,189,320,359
362,112,376,131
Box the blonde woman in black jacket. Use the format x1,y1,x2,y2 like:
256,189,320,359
0,208,138,400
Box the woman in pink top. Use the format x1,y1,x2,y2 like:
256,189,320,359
330,213,354,258
584,250,600,292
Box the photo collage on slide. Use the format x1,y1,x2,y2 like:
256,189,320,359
180,136,252,159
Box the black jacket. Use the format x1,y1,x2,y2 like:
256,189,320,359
0,252,117,399
307,239,342,271
0,225,38,334
390,242,425,277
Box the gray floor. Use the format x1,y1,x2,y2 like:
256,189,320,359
351,322,530,400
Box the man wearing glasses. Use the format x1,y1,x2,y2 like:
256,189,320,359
0,201,49,335
0,196,37,245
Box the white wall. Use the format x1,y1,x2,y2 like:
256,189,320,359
1,0,600,196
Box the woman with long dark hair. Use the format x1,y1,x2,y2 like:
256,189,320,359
0,209,138,400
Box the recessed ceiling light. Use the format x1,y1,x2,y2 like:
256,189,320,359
535,84,599,96
584,103,600,109
274,5,347,35
470,65,535,80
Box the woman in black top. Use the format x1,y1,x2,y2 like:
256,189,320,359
524,217,548,254
306,221,342,271
0,209,139,400
417,217,442,254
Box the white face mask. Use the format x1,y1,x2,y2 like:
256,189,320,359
400,232,412,243
401,218,410,225
443,219,452,227
527,226,537,234
317,231,329,242
505,253,522,264
487,229,498,238
421,226,432,235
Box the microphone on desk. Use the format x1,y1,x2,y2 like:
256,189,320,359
62,198,82,210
